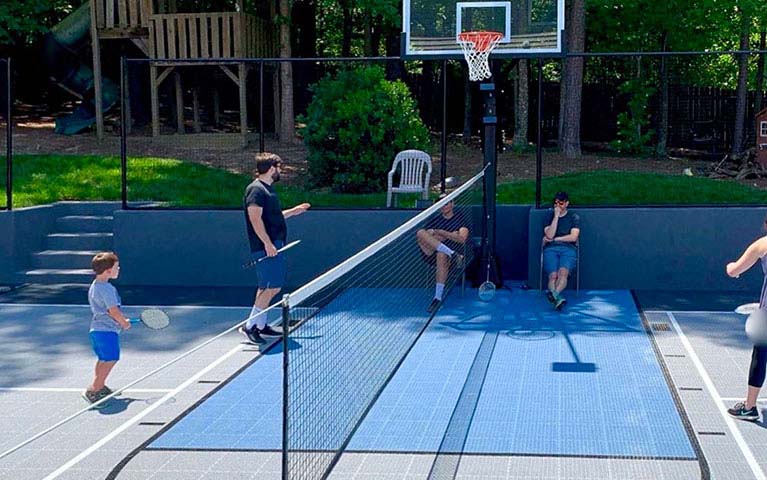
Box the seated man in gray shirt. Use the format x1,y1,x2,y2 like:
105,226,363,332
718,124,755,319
542,191,580,310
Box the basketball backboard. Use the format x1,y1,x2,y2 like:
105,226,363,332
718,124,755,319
402,0,564,59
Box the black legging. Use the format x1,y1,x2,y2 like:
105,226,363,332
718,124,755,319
748,345,767,388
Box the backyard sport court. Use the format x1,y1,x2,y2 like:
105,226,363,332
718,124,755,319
1,283,766,479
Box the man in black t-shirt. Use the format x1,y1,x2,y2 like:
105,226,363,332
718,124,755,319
416,194,469,314
240,154,310,344
542,191,580,310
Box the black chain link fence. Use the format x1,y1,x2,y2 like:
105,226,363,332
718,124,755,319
0,58,9,210
4,52,767,209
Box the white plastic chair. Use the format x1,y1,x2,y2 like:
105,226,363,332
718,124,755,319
386,150,432,207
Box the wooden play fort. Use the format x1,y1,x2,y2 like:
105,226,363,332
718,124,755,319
90,0,276,142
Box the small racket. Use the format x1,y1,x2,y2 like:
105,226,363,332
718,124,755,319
130,308,170,330
735,303,760,315
242,240,301,269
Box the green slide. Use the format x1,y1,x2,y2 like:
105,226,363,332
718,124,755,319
43,2,119,135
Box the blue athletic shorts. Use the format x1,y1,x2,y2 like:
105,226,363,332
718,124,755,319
89,331,120,362
252,240,287,289
543,244,577,275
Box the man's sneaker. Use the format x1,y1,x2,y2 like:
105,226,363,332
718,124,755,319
96,386,118,399
82,390,107,409
553,293,567,310
427,298,441,314
545,290,556,305
727,402,760,421
258,325,282,336
238,325,266,344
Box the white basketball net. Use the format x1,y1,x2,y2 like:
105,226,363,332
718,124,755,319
457,31,503,82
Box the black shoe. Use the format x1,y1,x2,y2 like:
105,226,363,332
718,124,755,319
545,290,556,304
258,325,282,336
727,402,760,421
555,296,567,310
96,386,119,398
82,390,107,409
239,325,266,344
427,298,441,314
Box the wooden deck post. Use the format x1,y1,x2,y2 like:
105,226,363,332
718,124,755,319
150,64,160,136
90,0,105,139
174,70,184,134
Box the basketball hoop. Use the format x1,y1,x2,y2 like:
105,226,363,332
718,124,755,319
457,31,503,81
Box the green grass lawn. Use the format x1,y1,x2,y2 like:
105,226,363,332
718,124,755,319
1,155,767,208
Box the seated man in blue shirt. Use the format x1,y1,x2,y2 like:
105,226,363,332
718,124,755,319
542,191,580,310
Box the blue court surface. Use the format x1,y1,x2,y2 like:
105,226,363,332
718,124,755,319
149,288,696,460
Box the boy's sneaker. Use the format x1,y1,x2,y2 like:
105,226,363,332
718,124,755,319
427,298,441,314
258,325,282,336
545,290,556,305
238,325,266,344
82,390,107,409
727,402,759,421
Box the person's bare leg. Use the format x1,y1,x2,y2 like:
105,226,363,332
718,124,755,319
251,287,281,329
417,229,440,255
90,360,116,392
745,386,761,409
555,268,569,294
436,252,449,285
547,273,558,292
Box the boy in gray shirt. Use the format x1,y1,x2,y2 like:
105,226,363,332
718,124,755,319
84,252,131,406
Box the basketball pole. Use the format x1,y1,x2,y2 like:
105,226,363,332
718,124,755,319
480,79,498,284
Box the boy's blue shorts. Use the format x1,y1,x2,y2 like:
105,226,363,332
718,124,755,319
543,244,577,275
90,331,120,362
252,240,287,289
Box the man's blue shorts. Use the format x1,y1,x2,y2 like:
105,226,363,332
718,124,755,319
90,331,120,362
252,240,287,289
543,244,577,275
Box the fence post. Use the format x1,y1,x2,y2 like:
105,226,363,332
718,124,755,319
535,59,543,209
259,60,265,153
120,56,128,209
6,58,12,211
441,60,447,193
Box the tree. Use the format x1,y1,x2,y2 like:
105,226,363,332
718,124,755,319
559,0,585,159
278,0,296,142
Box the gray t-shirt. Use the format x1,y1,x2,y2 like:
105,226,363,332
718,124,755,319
88,280,122,333
544,210,580,250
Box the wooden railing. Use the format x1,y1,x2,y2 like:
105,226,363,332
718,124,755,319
149,12,276,60
93,0,151,31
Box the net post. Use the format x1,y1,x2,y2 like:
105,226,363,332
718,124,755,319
281,293,290,480
120,56,128,209
480,81,497,280
6,57,12,211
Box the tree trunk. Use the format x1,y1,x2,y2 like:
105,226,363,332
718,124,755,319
278,0,295,142
385,29,404,80
656,32,669,158
755,29,766,114
559,0,584,159
363,9,373,56
341,0,353,57
732,9,750,156
513,59,529,147
293,0,317,57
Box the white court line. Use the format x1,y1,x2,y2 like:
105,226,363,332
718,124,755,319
646,310,746,315
42,343,246,480
721,397,767,404
0,387,172,393
665,312,766,480
0,303,250,310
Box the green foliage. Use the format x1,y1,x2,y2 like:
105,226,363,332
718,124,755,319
0,0,73,47
610,79,655,155
300,66,430,194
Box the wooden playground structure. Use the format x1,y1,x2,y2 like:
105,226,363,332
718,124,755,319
89,0,277,144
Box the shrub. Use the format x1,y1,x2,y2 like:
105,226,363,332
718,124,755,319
300,66,430,193
610,78,655,155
